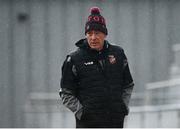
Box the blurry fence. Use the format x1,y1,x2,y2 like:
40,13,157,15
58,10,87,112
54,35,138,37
126,104,180,128
125,77,180,128
146,78,180,105
24,92,75,128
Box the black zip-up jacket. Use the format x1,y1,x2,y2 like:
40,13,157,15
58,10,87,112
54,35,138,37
60,39,134,126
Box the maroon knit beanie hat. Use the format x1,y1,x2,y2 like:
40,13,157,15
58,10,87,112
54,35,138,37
85,7,108,35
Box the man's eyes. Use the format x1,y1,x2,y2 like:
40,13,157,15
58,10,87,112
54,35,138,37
87,32,100,35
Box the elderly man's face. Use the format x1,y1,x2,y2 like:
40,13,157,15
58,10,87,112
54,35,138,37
86,30,106,51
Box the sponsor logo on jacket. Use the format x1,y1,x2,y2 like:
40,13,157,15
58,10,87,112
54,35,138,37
84,61,94,66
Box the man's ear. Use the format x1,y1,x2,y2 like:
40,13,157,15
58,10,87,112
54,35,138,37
104,34,107,38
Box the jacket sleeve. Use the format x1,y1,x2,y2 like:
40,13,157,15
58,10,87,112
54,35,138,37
59,55,83,120
121,50,134,114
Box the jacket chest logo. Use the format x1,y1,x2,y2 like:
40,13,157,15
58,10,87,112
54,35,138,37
108,55,116,64
84,61,94,66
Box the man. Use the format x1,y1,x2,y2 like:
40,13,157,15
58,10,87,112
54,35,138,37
59,7,134,128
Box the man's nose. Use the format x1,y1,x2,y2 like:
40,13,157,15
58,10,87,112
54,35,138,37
91,34,96,40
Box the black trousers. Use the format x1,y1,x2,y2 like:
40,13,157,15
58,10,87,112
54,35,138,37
76,113,125,128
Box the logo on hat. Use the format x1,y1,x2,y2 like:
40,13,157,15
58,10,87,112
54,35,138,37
108,55,116,64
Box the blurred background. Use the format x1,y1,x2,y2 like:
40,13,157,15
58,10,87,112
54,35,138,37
0,0,180,127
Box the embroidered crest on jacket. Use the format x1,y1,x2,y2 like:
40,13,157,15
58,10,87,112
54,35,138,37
108,55,116,64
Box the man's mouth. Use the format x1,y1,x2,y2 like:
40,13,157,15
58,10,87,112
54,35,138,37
91,42,97,45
